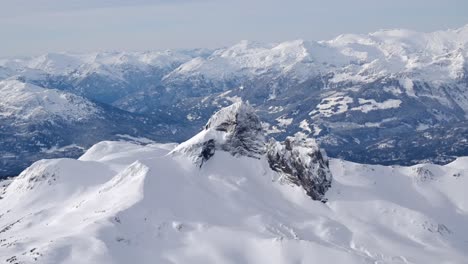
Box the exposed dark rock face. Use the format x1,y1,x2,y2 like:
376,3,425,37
266,133,332,201
199,139,215,167
205,101,265,159
172,101,266,166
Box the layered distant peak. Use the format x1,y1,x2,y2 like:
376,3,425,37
214,40,275,57
0,79,99,122
266,132,332,201
27,52,84,74
172,101,265,166
162,24,468,85
0,50,203,81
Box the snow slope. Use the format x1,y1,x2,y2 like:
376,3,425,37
0,142,467,263
0,79,99,121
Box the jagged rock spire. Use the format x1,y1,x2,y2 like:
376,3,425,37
171,101,265,166
205,101,265,158
266,132,332,201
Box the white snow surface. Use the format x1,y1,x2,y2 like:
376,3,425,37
0,79,99,121
311,94,354,117
276,117,293,127
351,98,402,113
0,139,467,263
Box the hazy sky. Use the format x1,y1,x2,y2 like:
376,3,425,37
1,0,467,57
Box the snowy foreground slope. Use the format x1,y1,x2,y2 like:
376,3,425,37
1,104,467,264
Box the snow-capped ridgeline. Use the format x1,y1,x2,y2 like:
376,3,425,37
0,79,99,121
0,50,204,79
324,25,468,82
1,25,466,83
164,25,468,83
0,133,467,263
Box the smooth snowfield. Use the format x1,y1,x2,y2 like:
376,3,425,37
0,141,467,263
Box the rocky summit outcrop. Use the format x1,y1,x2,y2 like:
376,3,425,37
205,101,265,158
266,133,332,201
172,101,332,200
171,101,265,166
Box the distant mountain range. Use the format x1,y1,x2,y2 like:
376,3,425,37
1,25,467,177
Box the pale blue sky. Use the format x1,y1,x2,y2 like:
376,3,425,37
1,0,467,57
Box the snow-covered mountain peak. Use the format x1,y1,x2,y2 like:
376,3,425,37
0,79,99,122
215,40,274,58
205,101,261,131
172,101,265,165
453,24,468,39
169,26,468,83
319,25,468,82
6,158,112,197
223,39,312,68
26,52,84,74
165,39,319,82
0,49,204,83
172,103,333,201
1,25,465,86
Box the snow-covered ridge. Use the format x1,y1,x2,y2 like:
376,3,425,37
0,49,206,80
0,138,466,263
0,79,99,121
164,24,468,83
1,25,466,84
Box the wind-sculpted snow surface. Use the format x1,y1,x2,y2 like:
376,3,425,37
0,139,467,263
